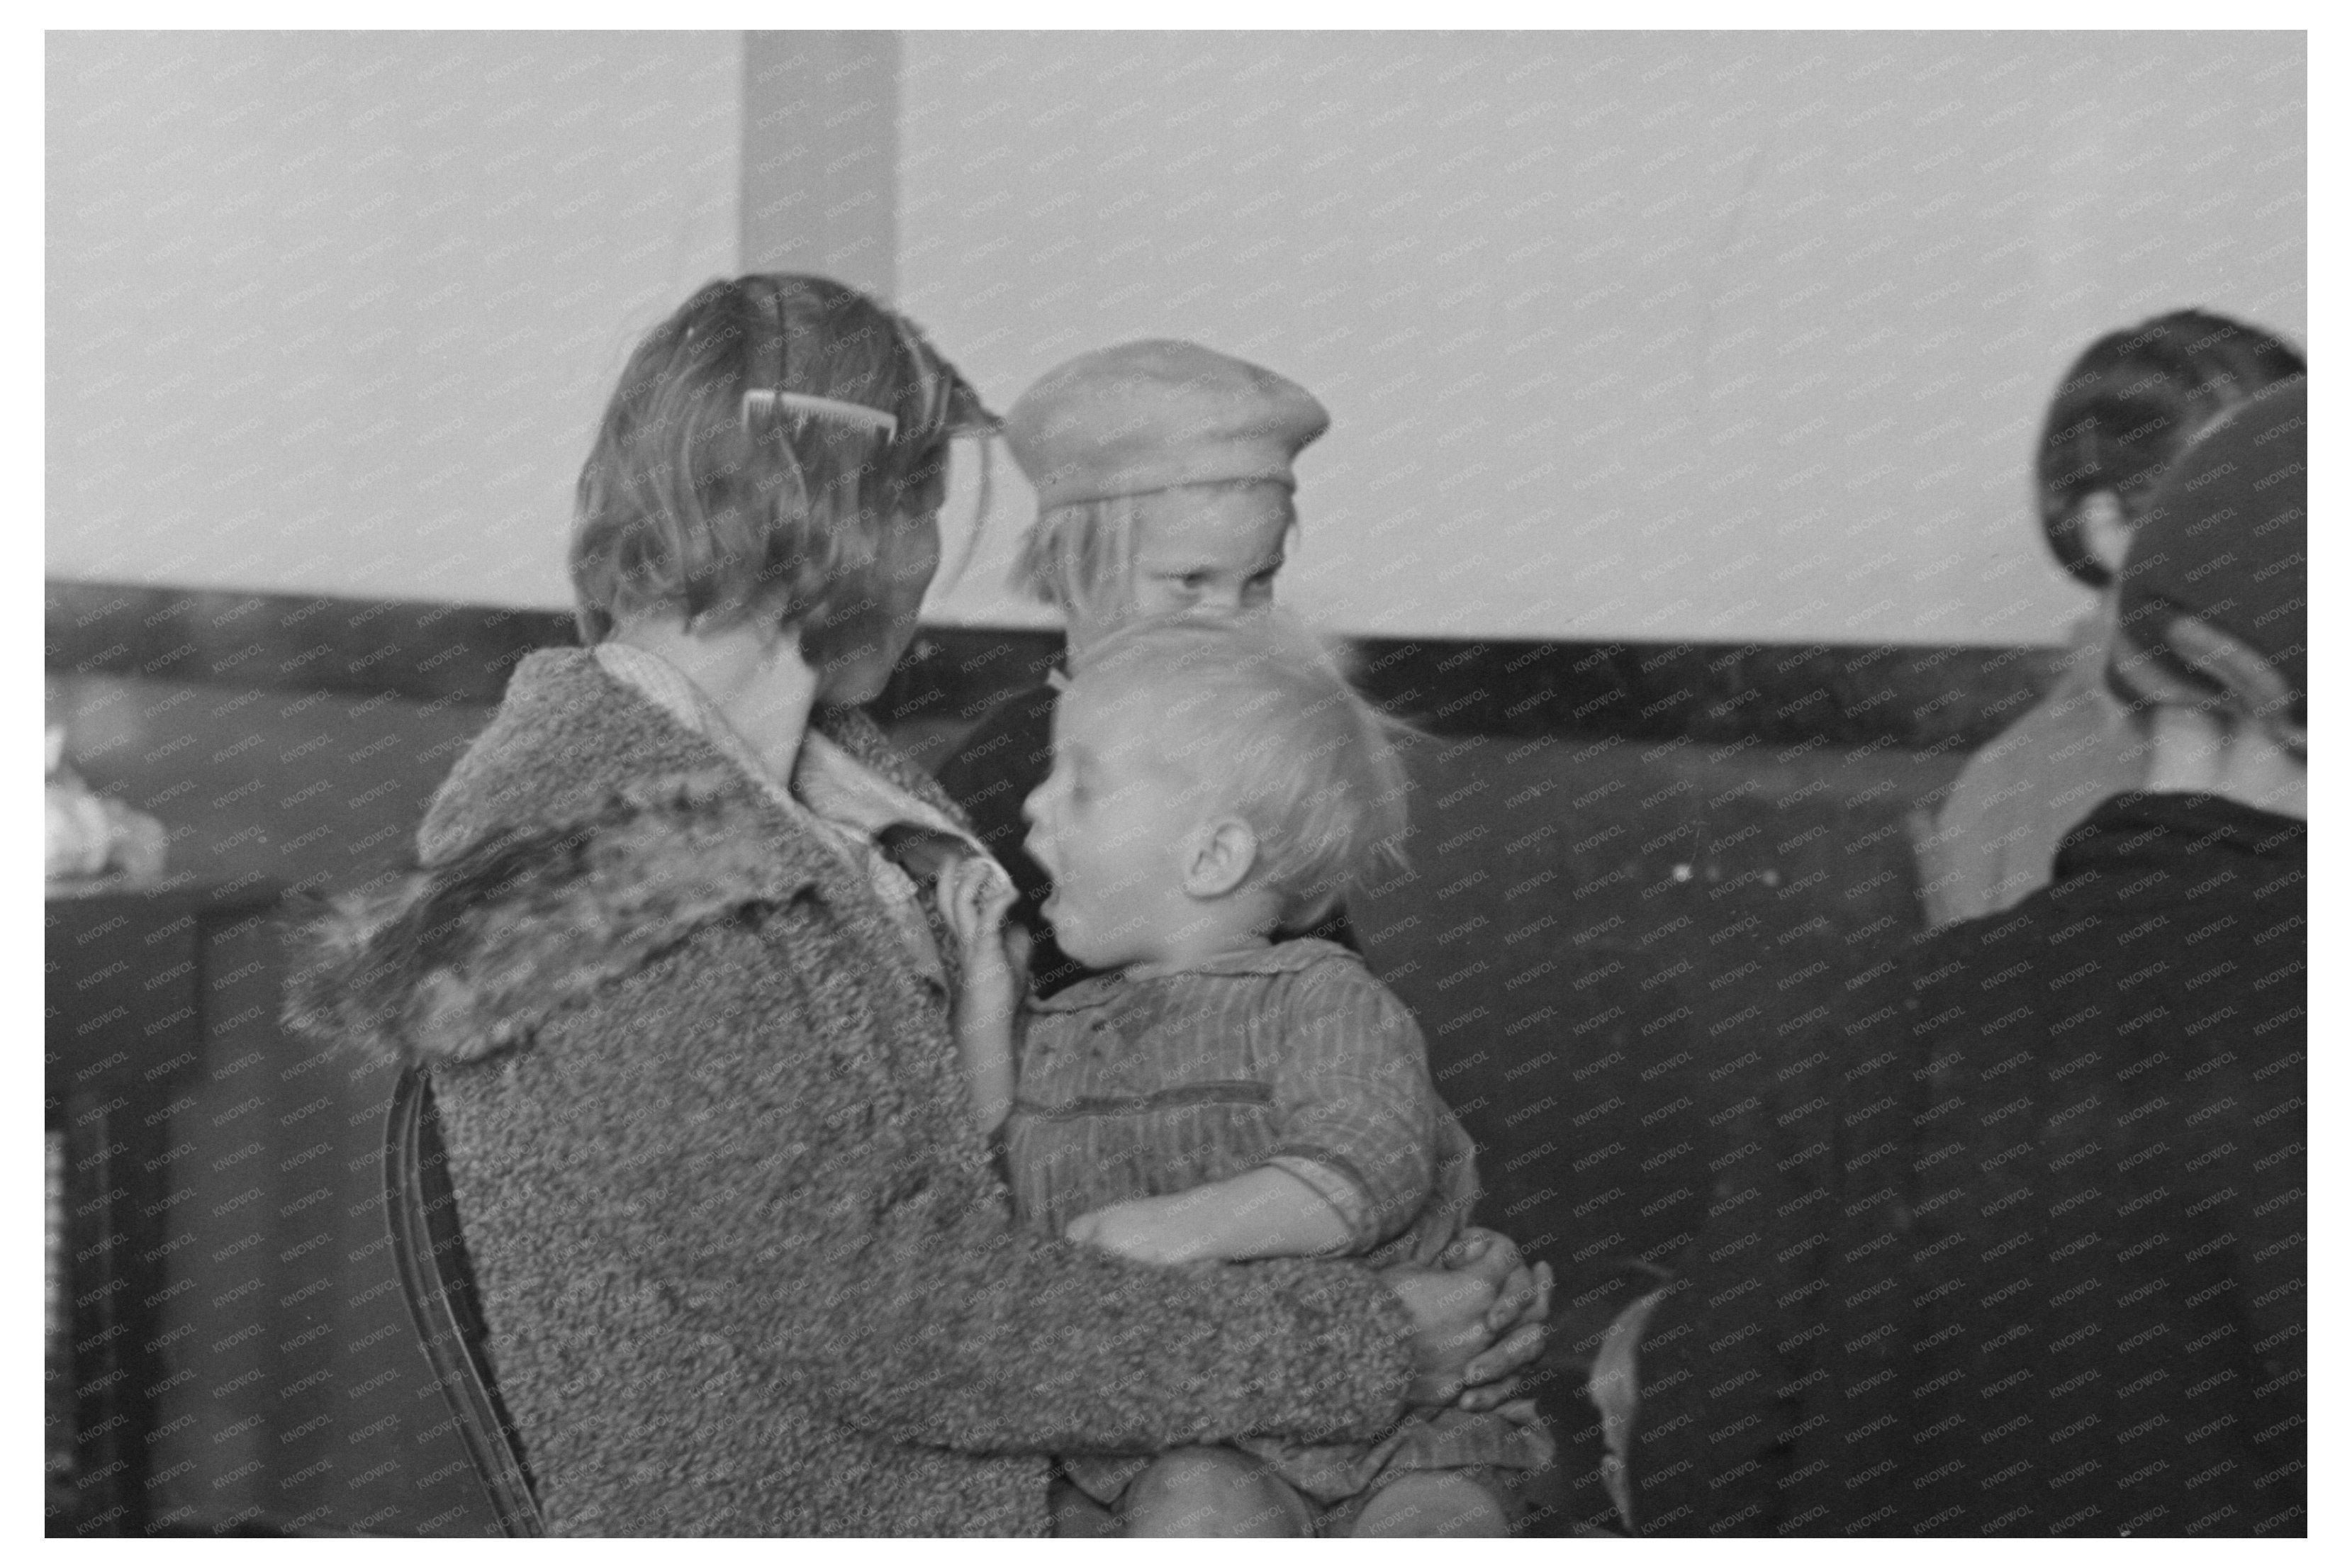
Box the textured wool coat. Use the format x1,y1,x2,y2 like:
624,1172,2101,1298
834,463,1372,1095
289,650,1418,1536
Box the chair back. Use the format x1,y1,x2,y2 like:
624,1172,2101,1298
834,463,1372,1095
384,1063,547,1537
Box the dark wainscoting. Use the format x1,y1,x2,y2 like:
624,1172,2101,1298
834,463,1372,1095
52,580,2064,751
47,578,2059,1534
880,629,2065,752
46,581,578,709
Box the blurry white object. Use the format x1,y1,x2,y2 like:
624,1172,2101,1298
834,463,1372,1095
45,722,167,883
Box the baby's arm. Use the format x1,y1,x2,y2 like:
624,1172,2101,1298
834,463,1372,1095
935,855,1022,1136
1069,957,1443,1267
1066,1165,1353,1266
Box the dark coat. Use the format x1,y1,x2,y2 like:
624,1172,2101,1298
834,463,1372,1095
936,679,1360,997
1630,792,2305,1538
288,650,1418,1536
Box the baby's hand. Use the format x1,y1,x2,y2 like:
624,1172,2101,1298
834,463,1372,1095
936,853,1014,955
1065,1194,1218,1267
936,856,1022,1134
936,857,1022,1004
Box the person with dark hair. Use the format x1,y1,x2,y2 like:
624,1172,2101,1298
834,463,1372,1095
1918,309,2304,926
1613,379,2307,1538
287,275,1547,1537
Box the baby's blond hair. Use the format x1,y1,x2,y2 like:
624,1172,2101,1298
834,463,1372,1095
1068,612,1411,926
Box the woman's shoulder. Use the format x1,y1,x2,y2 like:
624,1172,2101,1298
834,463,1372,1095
292,646,846,1073
286,771,829,1072
420,649,689,856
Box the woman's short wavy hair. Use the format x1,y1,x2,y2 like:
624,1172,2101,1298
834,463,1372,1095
2036,309,2304,589
1071,611,1411,928
571,274,992,663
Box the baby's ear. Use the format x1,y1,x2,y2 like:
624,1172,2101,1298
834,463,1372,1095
1183,817,1260,899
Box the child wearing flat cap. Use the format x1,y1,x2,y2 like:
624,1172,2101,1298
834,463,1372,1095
934,340,1354,997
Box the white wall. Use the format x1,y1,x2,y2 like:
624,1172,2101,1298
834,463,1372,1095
47,32,741,607
47,32,2305,647
902,31,2305,644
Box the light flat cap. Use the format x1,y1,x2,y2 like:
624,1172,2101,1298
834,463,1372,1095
1005,340,1329,510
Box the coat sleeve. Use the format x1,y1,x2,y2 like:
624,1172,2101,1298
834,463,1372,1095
530,916,1418,1459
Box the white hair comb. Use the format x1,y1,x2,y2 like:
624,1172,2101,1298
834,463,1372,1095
742,388,898,440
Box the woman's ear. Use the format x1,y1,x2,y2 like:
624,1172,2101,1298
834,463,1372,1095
1183,817,1260,899
2077,489,2134,577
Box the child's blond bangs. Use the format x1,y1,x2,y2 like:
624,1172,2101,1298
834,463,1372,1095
1011,495,1144,625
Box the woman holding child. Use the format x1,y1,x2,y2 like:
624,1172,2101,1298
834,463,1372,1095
290,276,1547,1537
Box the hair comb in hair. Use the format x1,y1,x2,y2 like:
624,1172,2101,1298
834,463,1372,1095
742,277,900,441
741,388,899,440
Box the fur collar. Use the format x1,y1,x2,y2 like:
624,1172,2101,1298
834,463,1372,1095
286,649,972,1069
284,772,818,1067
